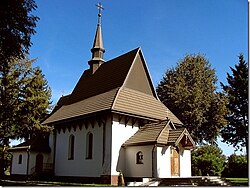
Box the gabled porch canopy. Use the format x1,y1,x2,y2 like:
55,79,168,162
168,128,195,149
123,119,195,148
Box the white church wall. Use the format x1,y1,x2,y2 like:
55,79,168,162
156,146,171,178
179,147,192,177
11,150,53,175
124,145,153,177
28,152,51,175
11,151,28,175
55,122,103,177
111,115,139,176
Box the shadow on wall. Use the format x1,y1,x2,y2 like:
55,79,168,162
116,147,125,175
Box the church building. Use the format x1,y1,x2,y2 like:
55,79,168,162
9,4,195,185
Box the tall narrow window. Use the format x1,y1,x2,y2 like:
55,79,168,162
68,134,75,160
18,154,22,164
86,132,93,159
136,151,143,164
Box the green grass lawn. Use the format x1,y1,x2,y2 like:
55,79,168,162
225,178,249,186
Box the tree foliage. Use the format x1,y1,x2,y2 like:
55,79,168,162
191,145,226,176
220,54,248,153
0,57,52,176
157,54,228,143
0,0,45,177
221,154,248,178
0,57,52,141
0,0,39,62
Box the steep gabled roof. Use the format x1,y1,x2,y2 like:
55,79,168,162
123,120,195,148
68,48,139,105
43,48,183,125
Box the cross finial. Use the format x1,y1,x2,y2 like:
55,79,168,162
96,2,104,25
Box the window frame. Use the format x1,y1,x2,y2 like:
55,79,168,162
18,154,22,164
68,134,75,160
136,151,144,164
86,132,93,159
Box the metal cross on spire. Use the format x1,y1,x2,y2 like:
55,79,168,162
96,2,104,25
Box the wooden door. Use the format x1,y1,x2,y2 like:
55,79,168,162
171,147,180,176
35,154,43,173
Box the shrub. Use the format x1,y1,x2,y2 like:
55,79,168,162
222,154,248,178
192,145,226,176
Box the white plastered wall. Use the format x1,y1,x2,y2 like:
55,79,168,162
27,152,51,175
54,121,104,177
111,115,139,176
156,146,171,178
11,151,28,175
179,146,192,177
11,150,52,175
124,145,153,177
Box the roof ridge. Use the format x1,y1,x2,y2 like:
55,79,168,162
122,48,140,87
156,120,170,143
111,87,122,109
137,49,158,99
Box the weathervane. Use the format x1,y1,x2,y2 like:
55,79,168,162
96,2,104,25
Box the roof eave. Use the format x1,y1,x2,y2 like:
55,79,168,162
8,146,29,151
44,109,112,126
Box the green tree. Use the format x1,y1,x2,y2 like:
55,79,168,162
222,154,248,178
18,61,52,140
0,0,39,177
220,54,248,154
157,54,228,144
0,57,52,176
192,145,226,176
0,0,39,61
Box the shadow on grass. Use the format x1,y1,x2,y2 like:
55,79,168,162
0,180,112,186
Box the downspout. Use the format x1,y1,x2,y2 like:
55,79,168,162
53,129,57,176
10,154,13,176
151,144,156,178
26,146,30,178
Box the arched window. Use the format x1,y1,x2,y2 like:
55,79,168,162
68,134,75,160
136,151,143,164
86,132,93,159
18,154,22,164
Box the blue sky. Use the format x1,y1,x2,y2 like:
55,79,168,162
26,0,248,156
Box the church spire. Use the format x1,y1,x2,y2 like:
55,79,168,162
88,2,105,74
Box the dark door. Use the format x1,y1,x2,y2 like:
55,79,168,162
35,154,43,174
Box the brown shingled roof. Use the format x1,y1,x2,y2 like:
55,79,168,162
123,120,195,147
113,88,171,121
43,88,119,124
43,48,183,125
67,48,139,105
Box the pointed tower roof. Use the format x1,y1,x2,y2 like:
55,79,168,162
91,23,104,54
88,3,105,74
